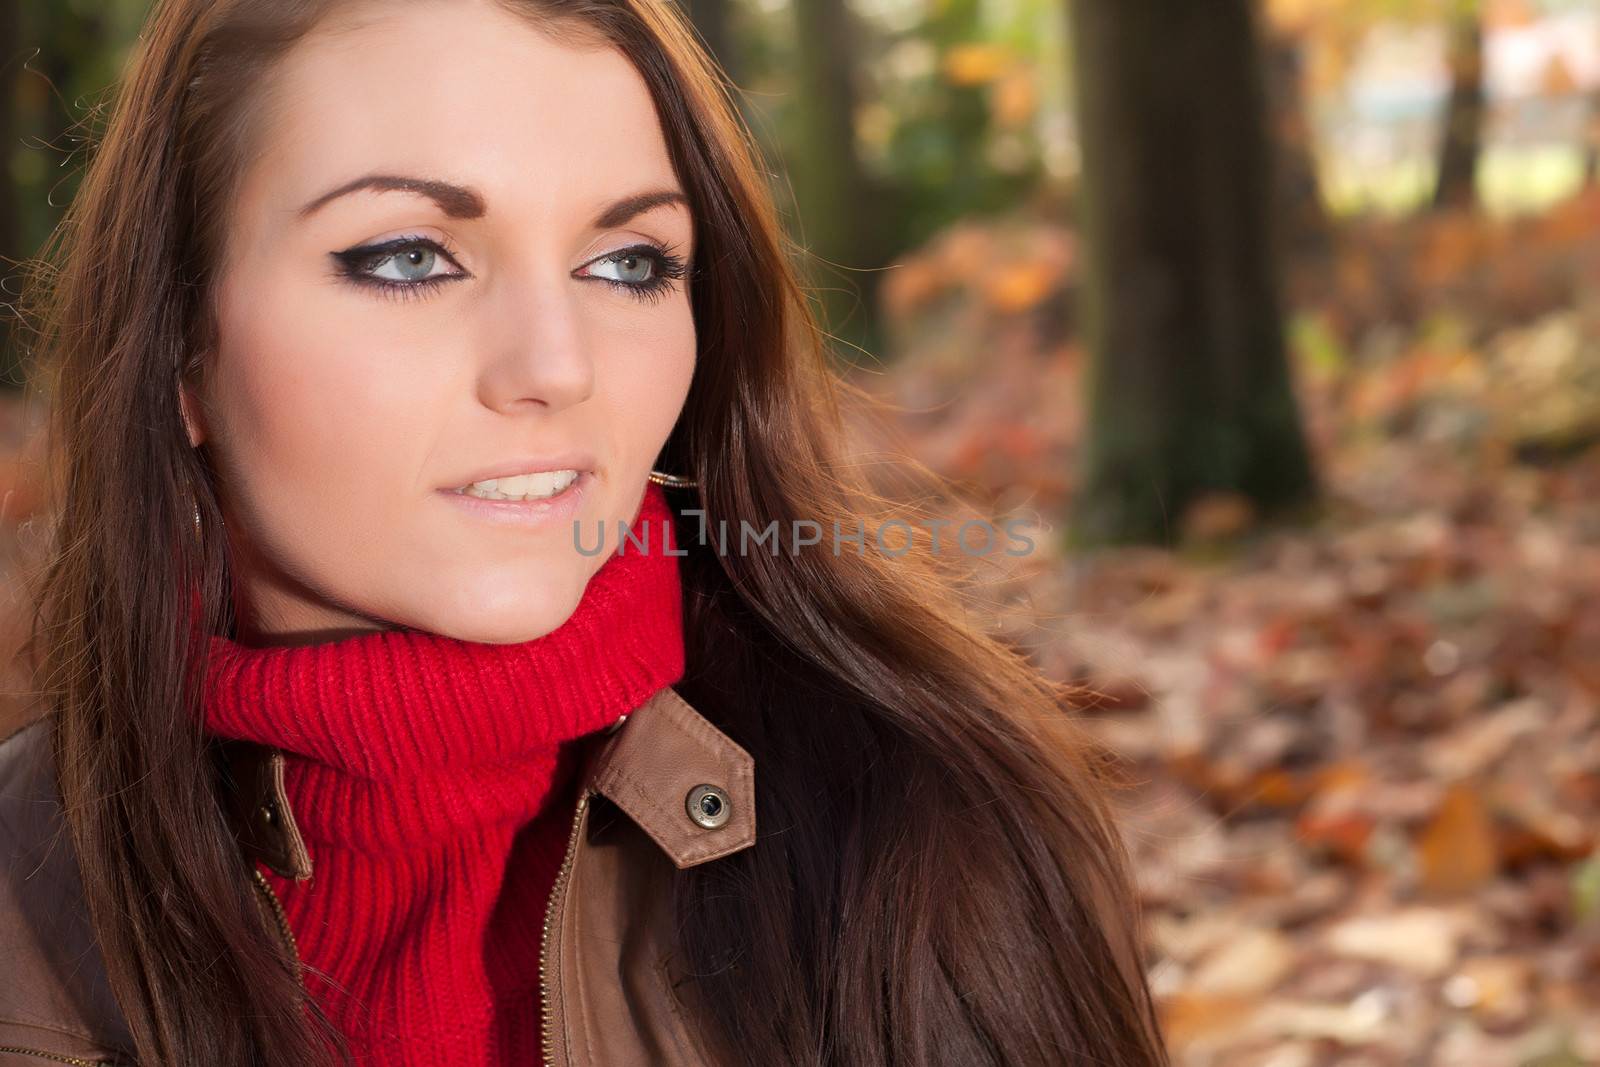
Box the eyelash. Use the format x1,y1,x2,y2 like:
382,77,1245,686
329,235,692,306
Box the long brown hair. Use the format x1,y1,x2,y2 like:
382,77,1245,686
15,0,1170,1063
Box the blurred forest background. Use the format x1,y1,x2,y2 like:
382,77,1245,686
7,0,1600,1064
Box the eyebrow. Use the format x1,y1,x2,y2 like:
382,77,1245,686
296,174,689,229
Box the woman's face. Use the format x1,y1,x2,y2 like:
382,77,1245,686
182,0,696,645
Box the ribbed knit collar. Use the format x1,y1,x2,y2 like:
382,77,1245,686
196,482,687,1060
202,482,684,851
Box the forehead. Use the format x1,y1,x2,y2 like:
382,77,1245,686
247,2,677,223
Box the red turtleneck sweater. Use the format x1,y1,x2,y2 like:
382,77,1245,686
202,483,685,1064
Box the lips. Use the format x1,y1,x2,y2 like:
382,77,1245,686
445,451,598,491
456,469,580,500
438,469,592,530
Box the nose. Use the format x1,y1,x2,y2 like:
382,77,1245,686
478,275,595,413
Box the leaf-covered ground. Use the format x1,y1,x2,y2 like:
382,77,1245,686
851,192,1600,1065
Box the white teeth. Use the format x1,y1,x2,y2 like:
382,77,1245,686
459,469,580,500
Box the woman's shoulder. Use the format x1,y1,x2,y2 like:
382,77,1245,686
0,714,136,1064
0,711,49,778
0,716,56,852
0,717,61,875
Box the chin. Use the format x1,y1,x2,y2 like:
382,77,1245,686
428,568,589,645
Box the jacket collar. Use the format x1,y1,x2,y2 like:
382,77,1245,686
213,684,756,879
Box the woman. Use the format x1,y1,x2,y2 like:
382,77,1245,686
1,0,1170,1064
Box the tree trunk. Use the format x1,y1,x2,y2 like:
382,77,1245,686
1066,0,1317,547
1264,27,1331,265
790,0,887,363
1433,8,1485,211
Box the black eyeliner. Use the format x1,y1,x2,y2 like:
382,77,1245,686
328,235,690,306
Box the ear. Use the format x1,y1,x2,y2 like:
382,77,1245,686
179,380,207,448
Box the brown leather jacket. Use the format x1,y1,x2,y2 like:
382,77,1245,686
0,685,755,1066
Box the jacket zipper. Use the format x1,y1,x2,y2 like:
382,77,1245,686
0,1048,104,1066
250,864,303,976
538,789,591,1067
249,800,578,1064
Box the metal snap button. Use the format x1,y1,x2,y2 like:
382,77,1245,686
685,784,731,829
258,799,278,827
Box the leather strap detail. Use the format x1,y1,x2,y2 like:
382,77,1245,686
583,686,756,868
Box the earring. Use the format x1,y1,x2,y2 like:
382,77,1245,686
193,496,221,541
647,469,698,489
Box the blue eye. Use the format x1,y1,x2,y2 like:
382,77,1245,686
330,235,469,303
328,236,693,306
370,244,445,283
581,244,692,306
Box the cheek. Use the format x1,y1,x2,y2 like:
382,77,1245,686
208,275,449,557
602,307,696,464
